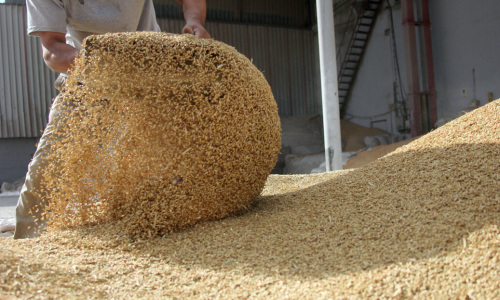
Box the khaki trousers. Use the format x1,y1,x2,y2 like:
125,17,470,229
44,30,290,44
14,76,69,239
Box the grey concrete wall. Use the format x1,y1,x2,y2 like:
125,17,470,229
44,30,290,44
430,0,500,119
344,0,500,131
0,138,37,184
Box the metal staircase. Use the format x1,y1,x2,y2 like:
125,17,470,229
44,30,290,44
336,0,383,118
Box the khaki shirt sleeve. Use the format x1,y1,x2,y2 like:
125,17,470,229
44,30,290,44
27,0,67,36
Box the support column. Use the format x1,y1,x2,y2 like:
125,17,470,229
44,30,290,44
316,0,343,171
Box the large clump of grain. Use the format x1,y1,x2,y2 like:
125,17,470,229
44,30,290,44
40,32,281,238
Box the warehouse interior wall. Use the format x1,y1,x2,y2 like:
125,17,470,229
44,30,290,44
1,1,321,182
343,0,500,134
0,138,37,184
3,0,499,182
429,0,500,120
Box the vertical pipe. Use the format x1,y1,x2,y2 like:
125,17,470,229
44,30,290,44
421,0,437,129
401,0,422,137
316,0,342,171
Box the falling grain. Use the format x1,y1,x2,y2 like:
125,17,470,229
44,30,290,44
36,32,281,238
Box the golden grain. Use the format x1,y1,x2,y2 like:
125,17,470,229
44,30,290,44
1,33,500,299
35,32,281,238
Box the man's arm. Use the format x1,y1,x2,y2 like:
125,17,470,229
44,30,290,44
39,31,79,74
176,0,211,39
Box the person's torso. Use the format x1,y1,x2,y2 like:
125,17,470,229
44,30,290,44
61,0,159,50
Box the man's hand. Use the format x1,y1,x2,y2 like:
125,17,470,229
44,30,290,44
183,21,211,39
176,0,211,39
39,31,79,74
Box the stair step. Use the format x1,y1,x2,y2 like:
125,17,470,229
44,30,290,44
337,0,381,114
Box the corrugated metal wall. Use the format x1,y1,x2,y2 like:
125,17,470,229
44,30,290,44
153,0,313,28
154,0,322,116
0,2,321,139
158,19,321,117
0,4,58,138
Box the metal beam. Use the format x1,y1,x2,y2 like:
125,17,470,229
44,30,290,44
420,0,437,128
402,0,437,136
316,0,343,171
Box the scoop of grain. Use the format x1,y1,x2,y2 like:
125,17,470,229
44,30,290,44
38,32,281,238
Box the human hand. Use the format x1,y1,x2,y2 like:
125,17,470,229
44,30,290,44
183,22,211,39
39,31,79,74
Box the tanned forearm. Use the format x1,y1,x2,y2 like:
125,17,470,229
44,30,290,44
180,0,206,25
175,0,210,39
39,31,79,74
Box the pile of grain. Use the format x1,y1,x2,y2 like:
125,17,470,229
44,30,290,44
1,99,499,296
2,100,499,298
36,32,281,238
343,137,418,169
340,119,387,151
